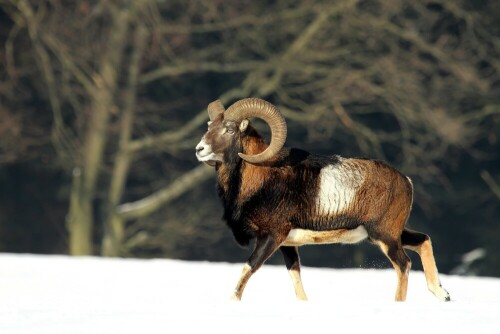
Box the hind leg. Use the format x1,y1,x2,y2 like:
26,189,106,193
402,229,450,301
374,239,412,301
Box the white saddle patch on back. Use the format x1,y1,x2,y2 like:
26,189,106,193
315,162,365,216
283,226,368,246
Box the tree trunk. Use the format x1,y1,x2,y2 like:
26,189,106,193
101,23,147,256
67,168,93,255
67,6,131,255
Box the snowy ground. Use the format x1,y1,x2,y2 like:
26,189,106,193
1,254,499,333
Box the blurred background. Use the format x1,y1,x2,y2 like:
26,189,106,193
0,0,499,276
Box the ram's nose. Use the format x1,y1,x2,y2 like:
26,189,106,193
196,144,205,154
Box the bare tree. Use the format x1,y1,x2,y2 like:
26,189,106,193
1,0,499,270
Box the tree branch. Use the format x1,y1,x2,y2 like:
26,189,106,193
140,60,267,84
481,170,500,201
127,75,257,153
117,164,213,220
16,0,77,165
158,6,315,34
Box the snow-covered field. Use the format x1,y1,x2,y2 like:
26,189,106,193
1,253,499,333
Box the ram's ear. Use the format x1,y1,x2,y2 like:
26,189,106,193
239,119,249,132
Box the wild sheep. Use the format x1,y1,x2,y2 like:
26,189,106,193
195,98,450,302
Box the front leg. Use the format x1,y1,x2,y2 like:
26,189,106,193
280,246,308,300
232,234,282,301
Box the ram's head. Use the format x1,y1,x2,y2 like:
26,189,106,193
195,98,287,165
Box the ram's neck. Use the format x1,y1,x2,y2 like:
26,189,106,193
216,129,271,204
241,129,268,157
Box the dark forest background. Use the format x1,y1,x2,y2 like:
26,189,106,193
0,0,499,276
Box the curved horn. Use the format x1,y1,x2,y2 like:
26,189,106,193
224,98,287,164
208,100,225,121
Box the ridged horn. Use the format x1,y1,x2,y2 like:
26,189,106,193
224,98,287,164
208,100,225,121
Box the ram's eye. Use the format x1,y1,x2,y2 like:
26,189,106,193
227,128,235,135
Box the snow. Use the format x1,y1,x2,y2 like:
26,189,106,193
1,253,499,333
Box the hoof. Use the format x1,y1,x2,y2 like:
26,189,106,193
435,287,451,302
429,282,450,301
230,293,241,301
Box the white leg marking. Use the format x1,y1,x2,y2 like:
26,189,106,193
431,284,450,301
418,240,451,301
288,268,308,301
231,263,252,301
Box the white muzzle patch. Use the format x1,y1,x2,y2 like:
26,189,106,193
195,139,222,163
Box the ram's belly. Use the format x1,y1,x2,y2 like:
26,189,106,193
283,226,368,246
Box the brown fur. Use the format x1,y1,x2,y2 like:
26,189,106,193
239,138,270,204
